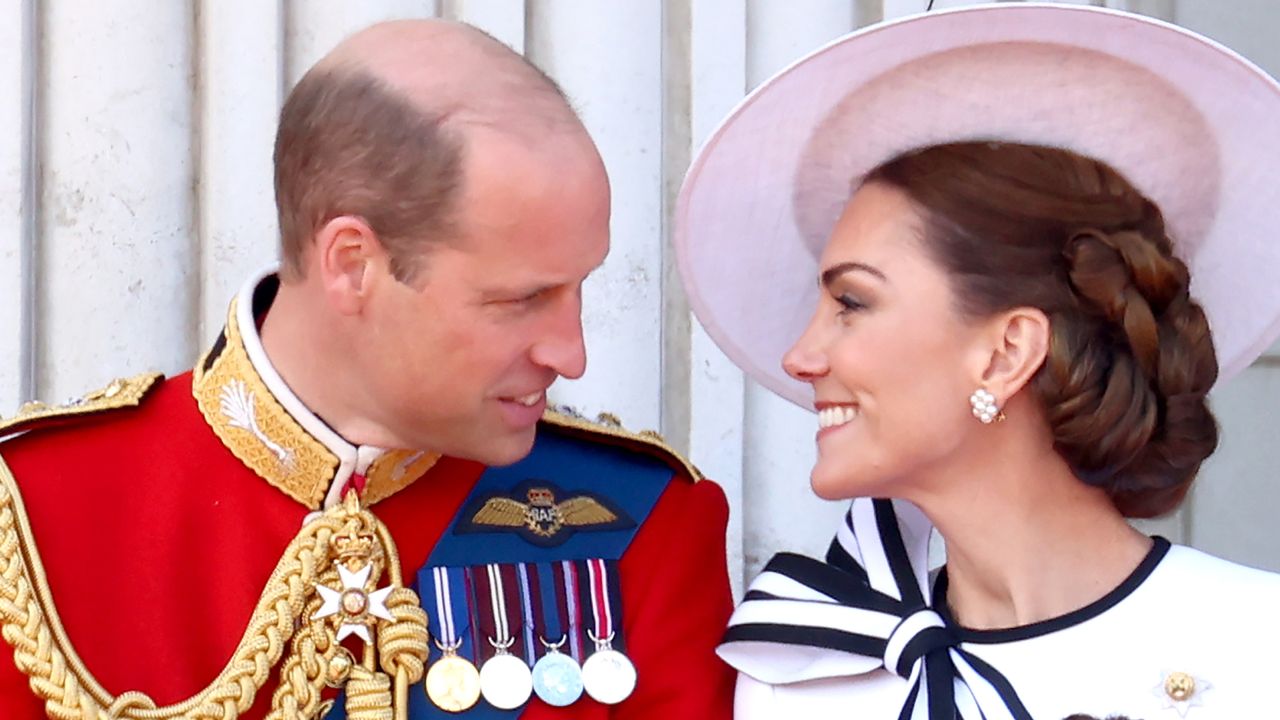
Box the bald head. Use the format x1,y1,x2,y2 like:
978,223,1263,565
274,19,591,282
322,20,579,138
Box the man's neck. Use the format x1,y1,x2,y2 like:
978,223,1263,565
257,283,387,447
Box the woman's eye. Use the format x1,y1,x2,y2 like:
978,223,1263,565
836,294,867,315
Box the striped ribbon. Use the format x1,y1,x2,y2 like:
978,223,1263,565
718,497,1033,720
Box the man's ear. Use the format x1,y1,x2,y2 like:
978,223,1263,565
314,215,384,315
974,306,1051,405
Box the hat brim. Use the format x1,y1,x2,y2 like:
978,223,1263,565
676,3,1280,410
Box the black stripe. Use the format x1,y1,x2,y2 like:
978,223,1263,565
825,512,870,581
873,499,925,606
759,553,904,614
956,649,1035,720
935,537,1171,644
894,625,955,679
896,680,920,720
722,623,886,658
925,648,955,719
825,536,868,581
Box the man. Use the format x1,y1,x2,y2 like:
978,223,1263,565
0,20,734,720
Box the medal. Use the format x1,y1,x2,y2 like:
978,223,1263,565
479,644,534,709
477,564,533,709
531,637,584,707
581,559,636,705
425,567,481,712
531,562,588,706
426,643,482,712
581,642,637,705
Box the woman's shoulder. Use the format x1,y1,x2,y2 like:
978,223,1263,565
1109,542,1280,642
1151,544,1280,607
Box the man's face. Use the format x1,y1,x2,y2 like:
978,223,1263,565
360,129,610,465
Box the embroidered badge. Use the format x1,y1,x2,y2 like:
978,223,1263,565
1152,669,1211,717
456,481,635,547
219,378,295,471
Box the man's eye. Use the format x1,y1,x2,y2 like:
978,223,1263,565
506,289,547,306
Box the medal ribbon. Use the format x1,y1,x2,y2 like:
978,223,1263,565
585,558,617,644
516,563,538,663
560,560,584,661
431,566,464,648
483,563,515,648
535,562,566,651
464,567,484,661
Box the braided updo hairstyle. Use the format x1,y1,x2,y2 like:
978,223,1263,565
865,142,1219,518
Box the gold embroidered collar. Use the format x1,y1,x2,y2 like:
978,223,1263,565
192,271,439,509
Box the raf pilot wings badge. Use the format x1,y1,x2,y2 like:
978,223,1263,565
456,480,635,547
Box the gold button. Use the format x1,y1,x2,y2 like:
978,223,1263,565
325,648,355,688
1165,671,1196,702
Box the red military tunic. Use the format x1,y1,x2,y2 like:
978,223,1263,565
0,278,734,719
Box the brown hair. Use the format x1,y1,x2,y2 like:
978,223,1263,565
866,142,1218,518
273,66,463,284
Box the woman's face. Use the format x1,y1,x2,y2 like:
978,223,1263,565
783,182,993,500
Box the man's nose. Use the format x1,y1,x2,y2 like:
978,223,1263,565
531,296,588,380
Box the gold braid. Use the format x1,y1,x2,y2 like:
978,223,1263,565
0,456,429,720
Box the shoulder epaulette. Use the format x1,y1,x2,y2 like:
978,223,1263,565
541,406,703,482
0,372,164,438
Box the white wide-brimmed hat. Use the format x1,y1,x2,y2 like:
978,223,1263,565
676,3,1280,410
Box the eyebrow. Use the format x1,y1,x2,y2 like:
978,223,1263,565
820,261,887,288
482,258,606,300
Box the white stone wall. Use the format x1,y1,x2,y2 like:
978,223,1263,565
2,0,1276,599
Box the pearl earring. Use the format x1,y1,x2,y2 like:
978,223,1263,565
969,388,1004,424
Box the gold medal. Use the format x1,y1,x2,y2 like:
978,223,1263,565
425,647,482,712
426,567,481,712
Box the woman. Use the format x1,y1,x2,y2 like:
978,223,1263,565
676,4,1280,719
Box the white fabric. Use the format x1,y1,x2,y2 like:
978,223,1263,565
675,3,1280,409
722,497,1038,718
731,544,1280,719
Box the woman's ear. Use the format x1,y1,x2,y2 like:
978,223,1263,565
976,306,1051,403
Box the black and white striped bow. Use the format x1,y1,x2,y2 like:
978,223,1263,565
718,498,1032,720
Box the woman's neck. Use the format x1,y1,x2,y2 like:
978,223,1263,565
909,441,1152,631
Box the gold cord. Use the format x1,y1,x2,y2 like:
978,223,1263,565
0,457,428,720
344,667,393,720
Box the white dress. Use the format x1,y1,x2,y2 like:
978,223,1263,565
720,498,1280,720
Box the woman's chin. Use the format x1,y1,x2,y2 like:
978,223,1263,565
810,466,870,501
809,453,902,500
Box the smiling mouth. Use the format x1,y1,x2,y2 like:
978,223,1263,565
818,405,859,430
507,391,544,408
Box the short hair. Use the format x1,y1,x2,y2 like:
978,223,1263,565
867,142,1219,518
273,66,463,284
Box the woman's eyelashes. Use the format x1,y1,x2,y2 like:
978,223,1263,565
836,293,868,317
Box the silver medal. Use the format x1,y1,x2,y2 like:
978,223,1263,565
531,638,584,707
478,646,533,710
581,643,637,705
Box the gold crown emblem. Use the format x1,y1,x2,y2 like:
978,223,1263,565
332,520,378,565
526,487,556,507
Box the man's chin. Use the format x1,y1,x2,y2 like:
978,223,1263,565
462,428,538,467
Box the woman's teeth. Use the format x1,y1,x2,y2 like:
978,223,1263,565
818,406,858,429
